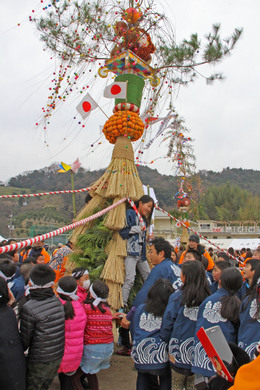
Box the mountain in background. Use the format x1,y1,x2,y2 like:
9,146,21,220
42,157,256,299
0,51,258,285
0,165,259,238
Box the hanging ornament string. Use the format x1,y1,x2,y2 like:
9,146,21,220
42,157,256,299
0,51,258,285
0,197,126,254
155,205,243,265
127,198,146,231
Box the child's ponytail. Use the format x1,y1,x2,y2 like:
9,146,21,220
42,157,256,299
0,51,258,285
84,280,110,313
62,298,75,320
57,276,78,320
220,268,243,324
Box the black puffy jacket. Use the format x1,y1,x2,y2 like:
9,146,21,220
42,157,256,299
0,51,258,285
20,294,65,362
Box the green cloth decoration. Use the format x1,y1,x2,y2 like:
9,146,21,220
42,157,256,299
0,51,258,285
115,74,145,108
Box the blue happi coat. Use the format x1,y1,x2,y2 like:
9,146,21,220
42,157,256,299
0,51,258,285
119,209,147,261
237,281,249,301
133,260,182,308
131,304,169,371
161,290,199,371
192,288,238,377
238,295,260,359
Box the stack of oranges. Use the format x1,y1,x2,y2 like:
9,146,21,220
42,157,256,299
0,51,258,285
103,110,144,144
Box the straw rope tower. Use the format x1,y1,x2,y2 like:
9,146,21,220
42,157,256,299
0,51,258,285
66,135,144,310
64,7,161,311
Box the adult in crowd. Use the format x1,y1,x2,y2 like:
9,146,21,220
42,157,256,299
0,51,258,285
0,276,26,390
179,235,214,271
49,241,74,282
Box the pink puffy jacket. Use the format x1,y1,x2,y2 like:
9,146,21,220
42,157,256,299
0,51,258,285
58,299,87,373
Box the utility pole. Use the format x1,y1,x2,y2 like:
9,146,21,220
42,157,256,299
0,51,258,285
8,212,15,239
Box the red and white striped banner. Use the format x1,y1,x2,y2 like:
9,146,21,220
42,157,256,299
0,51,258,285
155,206,243,265
0,187,94,199
0,198,126,254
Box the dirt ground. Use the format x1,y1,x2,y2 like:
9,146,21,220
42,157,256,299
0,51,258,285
50,350,137,390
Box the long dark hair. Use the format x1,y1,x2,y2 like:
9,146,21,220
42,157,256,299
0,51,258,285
220,268,243,323
145,278,174,317
243,262,260,319
0,277,9,307
58,276,77,320
84,280,110,313
134,195,154,226
181,261,211,307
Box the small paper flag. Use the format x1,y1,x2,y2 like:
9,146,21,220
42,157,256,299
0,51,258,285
76,93,98,119
71,158,81,173
58,161,71,173
104,82,127,99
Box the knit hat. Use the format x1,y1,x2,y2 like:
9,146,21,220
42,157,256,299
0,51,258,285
189,235,200,243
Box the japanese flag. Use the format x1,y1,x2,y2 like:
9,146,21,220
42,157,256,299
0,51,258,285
76,93,98,119
104,82,127,99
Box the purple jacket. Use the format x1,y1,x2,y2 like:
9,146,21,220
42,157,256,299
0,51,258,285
58,299,87,373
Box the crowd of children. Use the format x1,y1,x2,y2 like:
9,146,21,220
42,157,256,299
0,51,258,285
0,247,114,390
0,209,260,390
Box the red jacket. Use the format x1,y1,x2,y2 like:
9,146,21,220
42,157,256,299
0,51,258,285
83,304,113,345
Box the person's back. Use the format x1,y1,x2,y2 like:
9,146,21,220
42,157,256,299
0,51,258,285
49,242,73,282
192,267,243,378
56,276,87,388
77,280,114,390
0,277,26,390
20,264,65,390
161,261,211,389
131,279,174,390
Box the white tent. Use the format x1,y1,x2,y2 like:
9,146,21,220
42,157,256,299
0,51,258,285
200,238,234,251
0,235,6,242
228,238,260,251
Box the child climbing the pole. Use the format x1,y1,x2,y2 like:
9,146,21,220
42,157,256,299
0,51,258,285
119,194,155,308
71,280,114,390
117,195,154,356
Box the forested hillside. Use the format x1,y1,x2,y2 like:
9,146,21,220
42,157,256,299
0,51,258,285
0,165,259,238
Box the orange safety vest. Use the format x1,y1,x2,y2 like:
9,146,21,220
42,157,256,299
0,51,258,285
179,249,214,271
41,247,50,264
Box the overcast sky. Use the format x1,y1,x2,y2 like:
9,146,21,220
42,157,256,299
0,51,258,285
0,0,259,183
